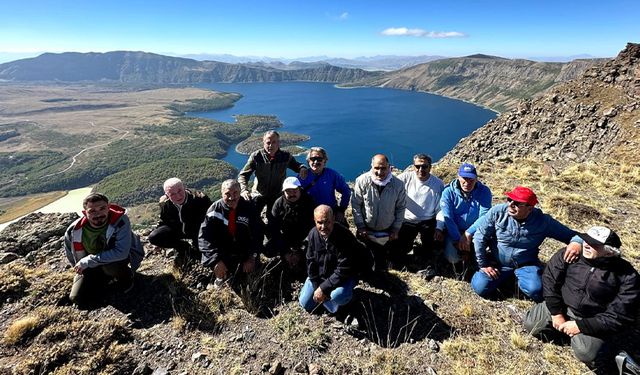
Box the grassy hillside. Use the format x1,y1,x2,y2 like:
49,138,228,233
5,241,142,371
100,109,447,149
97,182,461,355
94,158,236,206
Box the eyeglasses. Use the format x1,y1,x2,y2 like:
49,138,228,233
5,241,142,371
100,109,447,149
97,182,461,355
309,157,325,162
506,198,529,207
414,164,430,170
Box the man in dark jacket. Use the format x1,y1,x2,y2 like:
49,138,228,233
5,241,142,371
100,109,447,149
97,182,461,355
299,205,359,314
524,226,640,369
267,177,315,273
238,130,307,224
148,178,212,261
199,179,262,284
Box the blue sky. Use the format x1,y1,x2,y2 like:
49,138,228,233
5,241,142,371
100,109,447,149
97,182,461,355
0,0,638,62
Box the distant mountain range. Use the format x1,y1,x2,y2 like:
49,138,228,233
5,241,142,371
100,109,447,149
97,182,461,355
0,51,379,84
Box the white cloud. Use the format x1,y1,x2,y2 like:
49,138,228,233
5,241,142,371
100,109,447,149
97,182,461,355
381,27,466,38
339,12,349,20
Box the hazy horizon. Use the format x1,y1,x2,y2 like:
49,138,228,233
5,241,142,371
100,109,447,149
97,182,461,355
0,0,636,65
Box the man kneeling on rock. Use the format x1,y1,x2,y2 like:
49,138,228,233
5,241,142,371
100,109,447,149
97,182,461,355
524,226,640,370
64,193,144,306
299,205,359,314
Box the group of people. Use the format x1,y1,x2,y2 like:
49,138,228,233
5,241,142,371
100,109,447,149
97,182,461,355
63,130,639,371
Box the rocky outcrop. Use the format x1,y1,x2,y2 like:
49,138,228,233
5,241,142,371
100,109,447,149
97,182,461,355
0,212,78,261
441,43,640,164
0,51,380,84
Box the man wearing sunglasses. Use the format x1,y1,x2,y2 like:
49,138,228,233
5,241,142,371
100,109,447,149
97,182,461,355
394,154,444,270
471,186,582,302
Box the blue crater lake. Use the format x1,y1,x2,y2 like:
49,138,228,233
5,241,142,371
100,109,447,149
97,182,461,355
192,82,497,181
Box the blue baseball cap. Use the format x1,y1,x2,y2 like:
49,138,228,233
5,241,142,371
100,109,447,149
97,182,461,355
458,163,478,179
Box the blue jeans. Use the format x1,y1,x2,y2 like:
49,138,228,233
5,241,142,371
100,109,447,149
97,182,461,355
298,277,357,313
471,264,543,302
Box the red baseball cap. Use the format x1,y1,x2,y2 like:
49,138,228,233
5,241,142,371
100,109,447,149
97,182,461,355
504,186,538,206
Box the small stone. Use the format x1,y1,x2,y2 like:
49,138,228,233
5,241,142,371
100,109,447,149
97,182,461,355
152,368,169,375
0,252,19,264
603,108,617,117
308,363,323,375
269,360,283,374
294,361,307,373
191,352,206,362
428,339,440,352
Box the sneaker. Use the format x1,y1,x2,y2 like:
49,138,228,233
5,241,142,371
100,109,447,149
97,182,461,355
616,351,640,375
417,266,437,280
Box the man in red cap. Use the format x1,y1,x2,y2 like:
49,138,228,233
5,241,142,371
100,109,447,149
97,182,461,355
471,186,582,302
524,226,639,371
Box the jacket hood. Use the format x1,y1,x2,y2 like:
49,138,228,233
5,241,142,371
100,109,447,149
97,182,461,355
75,203,126,229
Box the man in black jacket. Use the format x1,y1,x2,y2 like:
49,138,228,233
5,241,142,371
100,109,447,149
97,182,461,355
199,179,262,283
299,205,359,314
149,178,212,261
524,226,640,368
238,130,307,225
267,176,315,274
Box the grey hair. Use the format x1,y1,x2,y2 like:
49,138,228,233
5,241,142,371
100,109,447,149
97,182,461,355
221,179,240,192
263,130,280,139
313,204,334,219
413,154,432,165
163,177,183,192
307,146,328,161
604,244,621,256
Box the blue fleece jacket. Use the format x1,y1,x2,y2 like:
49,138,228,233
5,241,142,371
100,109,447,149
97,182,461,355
439,179,492,242
298,167,351,211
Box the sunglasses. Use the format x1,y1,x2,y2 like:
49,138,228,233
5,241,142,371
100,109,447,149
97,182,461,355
309,157,325,162
506,198,529,207
414,164,430,170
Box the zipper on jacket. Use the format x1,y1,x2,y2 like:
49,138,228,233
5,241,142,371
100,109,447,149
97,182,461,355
577,266,596,309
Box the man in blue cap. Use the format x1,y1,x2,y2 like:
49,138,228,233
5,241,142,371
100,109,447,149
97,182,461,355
436,163,492,278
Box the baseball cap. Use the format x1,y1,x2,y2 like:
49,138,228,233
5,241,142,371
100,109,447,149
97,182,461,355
458,163,478,179
578,226,622,254
282,176,301,191
504,186,538,206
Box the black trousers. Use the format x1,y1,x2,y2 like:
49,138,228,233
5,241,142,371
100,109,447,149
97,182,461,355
148,225,198,252
394,218,437,259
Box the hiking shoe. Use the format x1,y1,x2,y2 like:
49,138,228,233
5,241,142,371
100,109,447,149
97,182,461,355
616,351,640,375
417,266,437,280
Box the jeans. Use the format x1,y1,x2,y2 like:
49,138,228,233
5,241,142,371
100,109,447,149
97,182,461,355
298,277,357,314
471,264,543,302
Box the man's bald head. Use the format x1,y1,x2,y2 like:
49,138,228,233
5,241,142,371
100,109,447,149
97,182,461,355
314,204,335,238
370,154,391,181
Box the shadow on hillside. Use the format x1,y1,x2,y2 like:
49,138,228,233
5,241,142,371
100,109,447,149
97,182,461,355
343,273,452,348
105,272,218,331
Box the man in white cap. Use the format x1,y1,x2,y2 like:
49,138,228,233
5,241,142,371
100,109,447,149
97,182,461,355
267,176,315,274
524,226,640,370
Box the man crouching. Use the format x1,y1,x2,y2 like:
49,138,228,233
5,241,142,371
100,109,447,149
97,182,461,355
524,226,640,370
64,193,144,306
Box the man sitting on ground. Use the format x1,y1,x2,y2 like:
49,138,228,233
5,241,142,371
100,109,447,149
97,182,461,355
64,193,144,306
436,163,492,277
148,177,212,263
199,179,262,285
351,154,406,273
395,153,444,270
267,176,315,275
471,186,581,302
524,226,640,371
299,205,360,314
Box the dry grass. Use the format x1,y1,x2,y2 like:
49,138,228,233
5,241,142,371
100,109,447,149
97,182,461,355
0,191,67,223
270,305,331,351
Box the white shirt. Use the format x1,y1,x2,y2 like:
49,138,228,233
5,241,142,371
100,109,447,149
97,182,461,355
397,172,444,223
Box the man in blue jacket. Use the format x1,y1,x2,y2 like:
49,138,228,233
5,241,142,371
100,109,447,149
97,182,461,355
471,186,581,302
436,163,492,275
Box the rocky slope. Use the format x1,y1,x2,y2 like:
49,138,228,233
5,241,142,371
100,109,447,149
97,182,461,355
348,54,602,112
0,51,380,84
441,43,640,164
